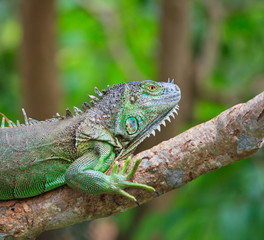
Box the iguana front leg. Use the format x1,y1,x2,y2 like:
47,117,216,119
65,142,155,203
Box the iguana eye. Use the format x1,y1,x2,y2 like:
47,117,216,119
126,117,138,135
148,85,156,91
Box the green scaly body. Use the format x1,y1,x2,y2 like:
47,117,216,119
0,80,181,203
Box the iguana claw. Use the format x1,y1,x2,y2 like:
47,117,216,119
109,155,156,203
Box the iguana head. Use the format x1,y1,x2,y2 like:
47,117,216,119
107,80,181,154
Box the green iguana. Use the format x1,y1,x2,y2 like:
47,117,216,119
0,80,181,204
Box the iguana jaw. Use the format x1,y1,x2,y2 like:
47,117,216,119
117,104,180,160
146,104,180,137
138,103,179,138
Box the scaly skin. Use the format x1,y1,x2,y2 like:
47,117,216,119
0,80,181,203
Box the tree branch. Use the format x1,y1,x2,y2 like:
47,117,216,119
0,91,263,240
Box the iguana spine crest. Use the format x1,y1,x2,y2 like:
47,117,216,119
0,78,177,129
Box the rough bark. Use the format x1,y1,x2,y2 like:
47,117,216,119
0,91,263,240
20,0,60,120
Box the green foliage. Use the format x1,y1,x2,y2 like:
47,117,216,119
192,0,264,99
0,1,21,119
218,2,264,93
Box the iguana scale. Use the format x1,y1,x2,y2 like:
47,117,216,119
0,80,181,204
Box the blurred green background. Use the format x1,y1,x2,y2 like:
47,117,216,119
0,0,264,239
